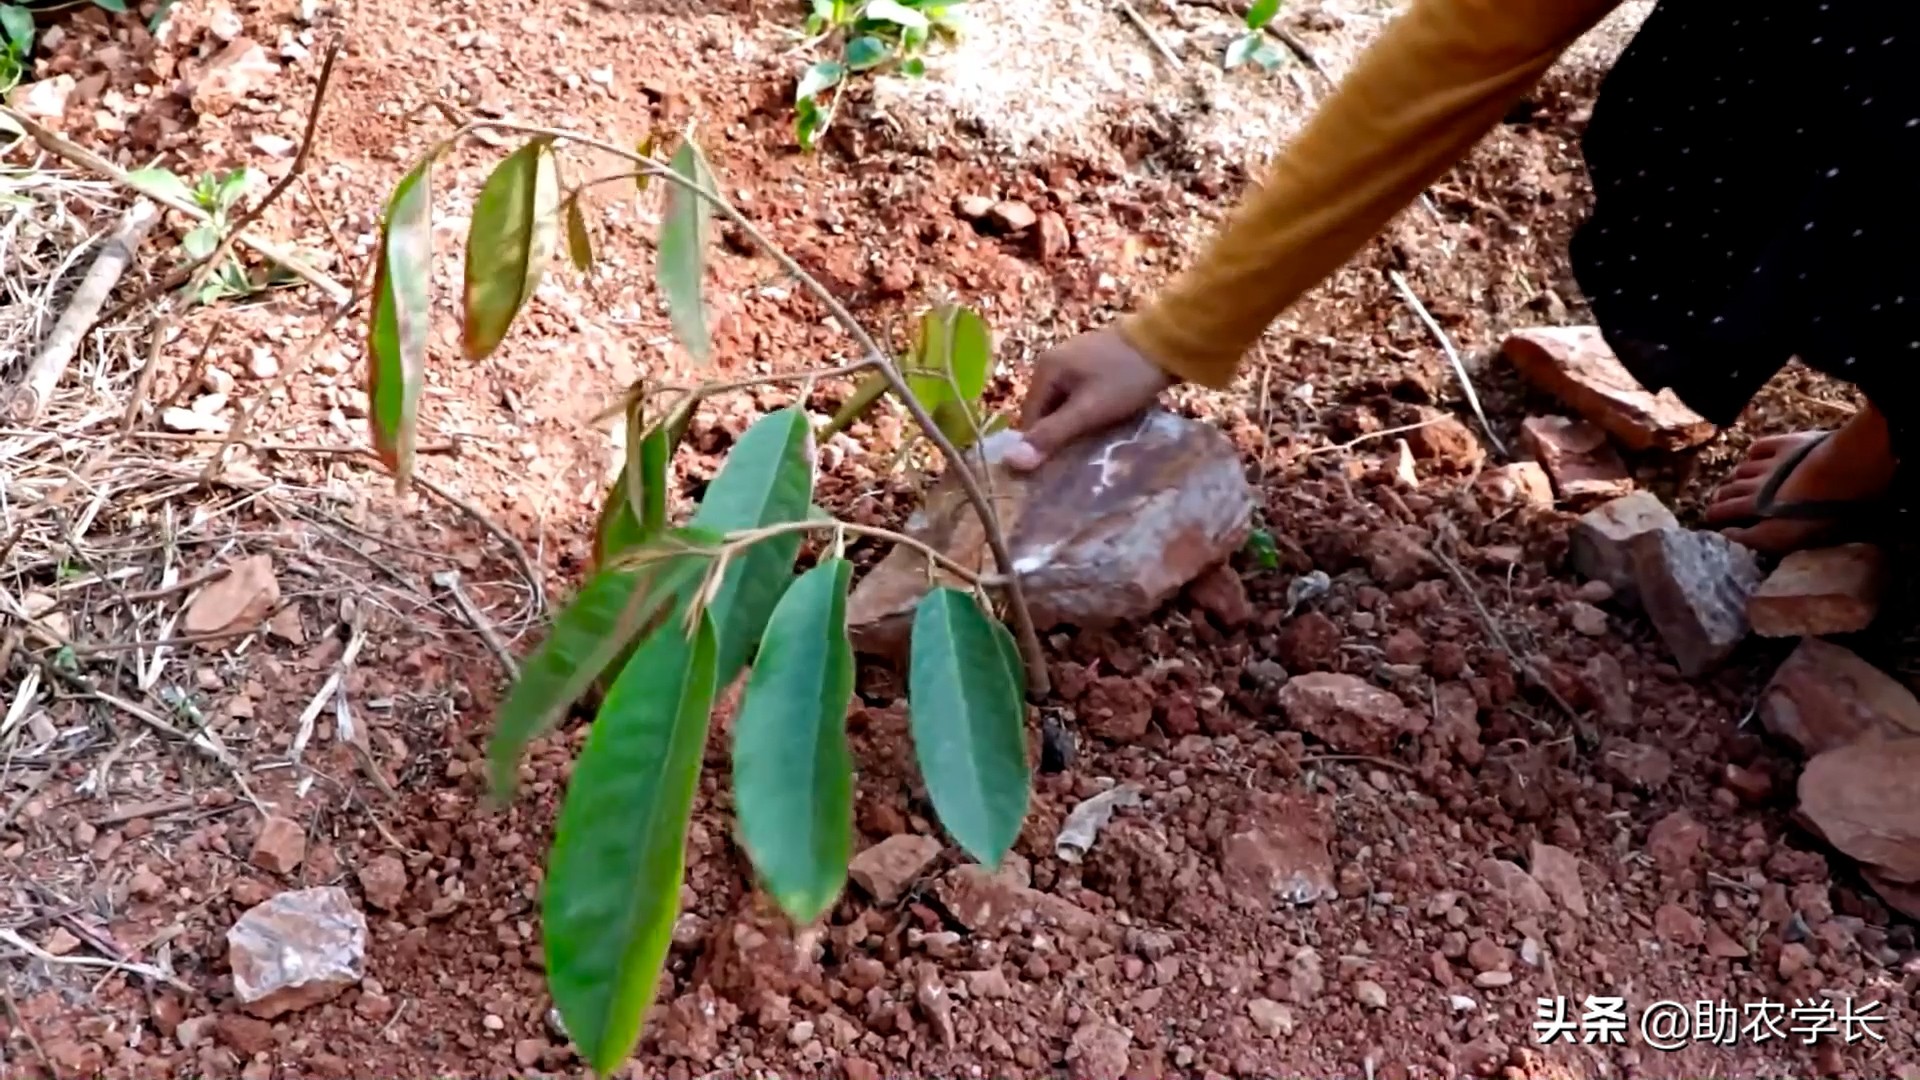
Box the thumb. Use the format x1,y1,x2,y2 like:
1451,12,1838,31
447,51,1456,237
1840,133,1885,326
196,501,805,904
1014,389,1121,468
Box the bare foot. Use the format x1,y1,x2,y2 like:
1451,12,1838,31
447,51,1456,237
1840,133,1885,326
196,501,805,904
1703,405,1895,556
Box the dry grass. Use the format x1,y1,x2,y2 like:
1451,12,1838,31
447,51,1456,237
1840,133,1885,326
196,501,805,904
0,140,546,1014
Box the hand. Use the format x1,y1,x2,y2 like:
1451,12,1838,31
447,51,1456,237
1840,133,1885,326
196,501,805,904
1005,328,1175,472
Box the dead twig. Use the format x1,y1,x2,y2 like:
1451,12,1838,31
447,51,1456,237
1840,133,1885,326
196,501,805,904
0,109,348,304
1302,416,1448,457
0,982,53,1079
1117,1,1185,71
433,569,519,679
10,199,161,421
1427,540,1581,720
408,471,548,620
1387,269,1507,457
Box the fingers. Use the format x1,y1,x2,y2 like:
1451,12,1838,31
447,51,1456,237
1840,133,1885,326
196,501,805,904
1019,364,1071,431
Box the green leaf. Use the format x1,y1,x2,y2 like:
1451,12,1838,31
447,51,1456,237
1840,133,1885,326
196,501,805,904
818,369,888,440
731,558,856,924
862,0,928,28
658,140,714,365
125,167,194,207
901,57,926,78
1244,528,1280,571
635,133,657,191
462,138,559,362
367,156,434,488
565,196,593,273
544,612,719,1075
795,97,827,151
688,407,816,685
594,403,675,571
486,547,713,801
907,588,1030,867
214,167,250,211
1245,0,1280,29
0,6,32,50
843,34,891,71
1223,32,1258,69
904,303,991,424
796,60,843,102
181,224,220,261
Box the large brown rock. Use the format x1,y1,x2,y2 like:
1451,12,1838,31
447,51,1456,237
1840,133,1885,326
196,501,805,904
1278,673,1424,755
1797,738,1920,885
1569,491,1680,608
226,887,367,1018
1503,326,1715,451
1747,544,1885,637
1519,416,1632,504
1628,527,1760,676
1758,638,1920,757
847,412,1254,656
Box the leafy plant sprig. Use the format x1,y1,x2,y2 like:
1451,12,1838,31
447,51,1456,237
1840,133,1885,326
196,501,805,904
1224,0,1286,71
791,0,966,150
362,105,1048,1077
123,165,291,304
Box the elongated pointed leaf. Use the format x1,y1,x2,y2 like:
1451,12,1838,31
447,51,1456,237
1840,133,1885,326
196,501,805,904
594,401,679,570
125,167,193,207
1245,0,1281,29
463,138,558,362
862,0,928,29
687,407,816,685
659,141,714,364
796,59,844,102
732,558,855,923
843,34,891,70
545,613,719,1075
566,196,593,272
907,588,1029,867
368,157,434,488
819,370,889,440
486,545,713,801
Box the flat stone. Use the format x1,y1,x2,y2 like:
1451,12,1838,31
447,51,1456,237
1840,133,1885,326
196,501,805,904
1278,673,1424,756
1569,492,1679,607
939,863,1097,939
1477,859,1552,916
1475,462,1554,509
1519,416,1632,504
1759,638,1920,757
226,887,367,1018
1503,326,1715,451
847,413,1253,656
190,38,278,117
1798,738,1920,885
1628,527,1761,676
986,200,1037,233
1747,544,1885,637
1404,407,1485,473
1646,810,1706,873
1528,842,1588,917
249,816,306,875
953,194,993,220
847,834,943,906
357,855,408,912
1218,796,1338,910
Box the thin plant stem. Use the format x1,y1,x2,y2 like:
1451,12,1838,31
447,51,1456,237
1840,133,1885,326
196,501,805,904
432,115,1050,692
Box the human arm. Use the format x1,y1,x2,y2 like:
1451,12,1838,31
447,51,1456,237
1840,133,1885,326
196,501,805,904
1011,0,1623,467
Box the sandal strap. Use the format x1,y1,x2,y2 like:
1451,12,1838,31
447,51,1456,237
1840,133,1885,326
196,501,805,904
1750,431,1835,519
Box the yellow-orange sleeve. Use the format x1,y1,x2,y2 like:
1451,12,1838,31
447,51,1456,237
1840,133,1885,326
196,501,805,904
1120,0,1623,388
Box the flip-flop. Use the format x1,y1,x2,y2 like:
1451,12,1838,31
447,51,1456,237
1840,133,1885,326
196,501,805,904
1718,430,1886,528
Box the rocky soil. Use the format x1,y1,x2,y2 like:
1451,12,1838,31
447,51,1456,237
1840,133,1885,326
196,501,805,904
4,1,1919,1079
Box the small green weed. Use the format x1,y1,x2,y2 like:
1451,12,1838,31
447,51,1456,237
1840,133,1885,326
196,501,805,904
790,0,966,150
1223,0,1286,71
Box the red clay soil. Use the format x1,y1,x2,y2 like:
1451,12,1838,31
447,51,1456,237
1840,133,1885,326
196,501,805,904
3,2,1913,1079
